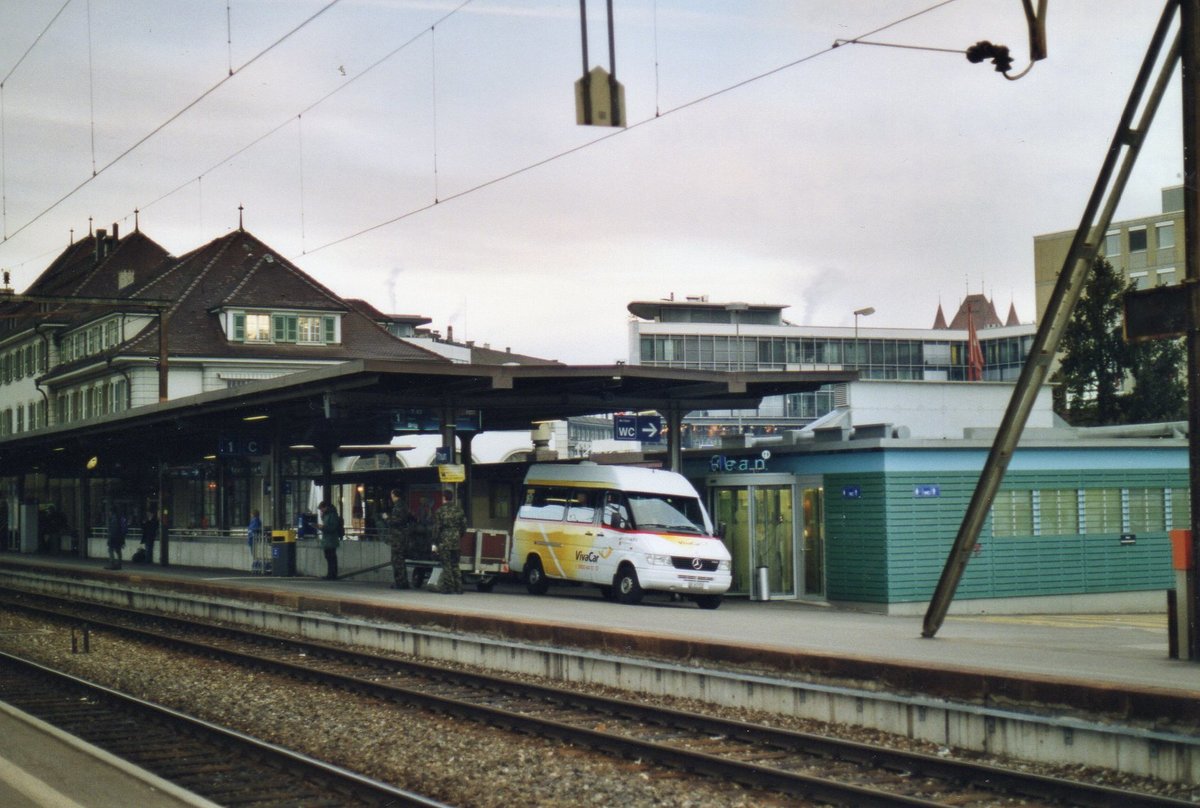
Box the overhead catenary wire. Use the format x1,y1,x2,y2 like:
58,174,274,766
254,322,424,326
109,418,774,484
135,0,475,220
86,0,96,176
0,0,348,248
300,0,964,257
1,0,956,268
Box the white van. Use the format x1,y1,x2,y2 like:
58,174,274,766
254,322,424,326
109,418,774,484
509,463,731,608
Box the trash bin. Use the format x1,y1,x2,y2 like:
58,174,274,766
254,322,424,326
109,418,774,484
271,529,297,577
752,566,771,602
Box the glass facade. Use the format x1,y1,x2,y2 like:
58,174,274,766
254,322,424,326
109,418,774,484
638,330,1033,443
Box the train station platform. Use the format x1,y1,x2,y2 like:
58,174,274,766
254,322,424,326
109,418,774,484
1,553,1197,731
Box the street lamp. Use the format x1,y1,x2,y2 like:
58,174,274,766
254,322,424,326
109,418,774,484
853,306,875,369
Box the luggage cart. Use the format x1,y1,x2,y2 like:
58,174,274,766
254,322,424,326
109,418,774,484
408,528,511,591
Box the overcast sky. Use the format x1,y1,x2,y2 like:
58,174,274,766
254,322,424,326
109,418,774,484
0,1,1186,363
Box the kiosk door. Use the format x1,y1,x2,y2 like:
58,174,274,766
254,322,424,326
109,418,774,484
709,475,823,599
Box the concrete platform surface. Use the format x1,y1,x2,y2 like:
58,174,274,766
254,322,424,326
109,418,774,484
4,554,1195,698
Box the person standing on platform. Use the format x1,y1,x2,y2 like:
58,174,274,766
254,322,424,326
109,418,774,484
387,488,414,589
247,509,262,571
140,510,159,563
105,509,126,570
317,501,342,580
433,488,466,594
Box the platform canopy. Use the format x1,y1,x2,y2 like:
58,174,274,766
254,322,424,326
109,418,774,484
0,359,854,473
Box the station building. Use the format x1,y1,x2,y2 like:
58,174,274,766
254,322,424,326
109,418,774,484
627,294,1035,447
681,378,1185,613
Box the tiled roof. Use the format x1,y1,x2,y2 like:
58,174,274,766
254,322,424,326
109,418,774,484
30,227,446,382
946,294,1003,330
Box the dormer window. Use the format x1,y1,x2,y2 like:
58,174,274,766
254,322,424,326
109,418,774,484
229,310,339,345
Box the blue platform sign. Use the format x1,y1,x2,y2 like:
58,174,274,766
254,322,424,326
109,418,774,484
842,485,861,499
614,414,663,443
914,484,941,498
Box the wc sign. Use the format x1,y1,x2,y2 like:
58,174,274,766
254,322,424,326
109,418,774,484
614,414,662,443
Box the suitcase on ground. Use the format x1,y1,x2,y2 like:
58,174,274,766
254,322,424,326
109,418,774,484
131,547,148,564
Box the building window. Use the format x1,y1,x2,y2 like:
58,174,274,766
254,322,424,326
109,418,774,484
1156,221,1175,250
245,313,271,342
1129,271,1149,290
1158,267,1176,286
1128,227,1147,253
1104,230,1120,256
991,490,1033,537
272,314,299,343
298,315,324,343
1037,489,1079,535
323,316,337,343
1127,488,1165,532
1169,488,1192,529
1081,488,1122,533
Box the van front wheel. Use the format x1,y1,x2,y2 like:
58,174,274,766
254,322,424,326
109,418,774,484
693,594,723,610
613,566,643,605
525,557,550,595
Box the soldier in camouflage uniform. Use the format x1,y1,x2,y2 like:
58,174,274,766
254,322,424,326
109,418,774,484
387,488,415,590
433,489,466,594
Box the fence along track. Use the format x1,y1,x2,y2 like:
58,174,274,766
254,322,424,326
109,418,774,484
0,649,442,808
1,589,1191,808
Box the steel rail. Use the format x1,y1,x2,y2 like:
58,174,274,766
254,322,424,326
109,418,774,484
0,649,445,807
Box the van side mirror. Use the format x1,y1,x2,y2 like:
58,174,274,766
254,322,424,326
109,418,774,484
716,521,727,539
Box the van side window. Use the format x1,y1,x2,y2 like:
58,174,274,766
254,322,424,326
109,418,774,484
518,486,571,521
566,489,600,524
602,491,631,529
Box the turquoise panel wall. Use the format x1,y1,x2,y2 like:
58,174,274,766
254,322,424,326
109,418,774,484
823,466,1180,604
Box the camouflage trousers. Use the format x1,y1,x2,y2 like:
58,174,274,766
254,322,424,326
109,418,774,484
437,547,462,593
390,540,410,589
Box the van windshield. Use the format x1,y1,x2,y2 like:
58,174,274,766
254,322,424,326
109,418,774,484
625,492,707,535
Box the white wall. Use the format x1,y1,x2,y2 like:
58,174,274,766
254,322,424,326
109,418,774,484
844,380,1054,439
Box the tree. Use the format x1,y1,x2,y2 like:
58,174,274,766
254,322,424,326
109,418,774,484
1052,255,1187,426
1053,256,1131,425
1123,337,1187,422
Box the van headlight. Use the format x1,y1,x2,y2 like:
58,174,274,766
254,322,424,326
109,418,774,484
718,560,731,571
646,553,673,567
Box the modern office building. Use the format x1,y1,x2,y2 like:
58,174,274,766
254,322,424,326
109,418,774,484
1034,185,1184,318
628,295,1035,446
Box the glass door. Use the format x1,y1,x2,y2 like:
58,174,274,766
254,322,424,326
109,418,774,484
753,485,795,597
801,485,824,597
712,487,752,594
709,475,822,599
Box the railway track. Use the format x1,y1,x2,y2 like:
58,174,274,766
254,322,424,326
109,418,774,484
0,648,441,807
1,589,1190,808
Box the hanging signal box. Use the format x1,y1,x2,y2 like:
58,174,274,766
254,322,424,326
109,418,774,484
576,65,626,127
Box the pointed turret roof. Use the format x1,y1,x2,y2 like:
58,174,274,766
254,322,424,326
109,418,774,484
1005,301,1021,326
947,294,1003,330
932,303,948,330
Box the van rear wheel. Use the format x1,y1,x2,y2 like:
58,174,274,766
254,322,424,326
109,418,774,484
613,566,643,605
525,557,550,595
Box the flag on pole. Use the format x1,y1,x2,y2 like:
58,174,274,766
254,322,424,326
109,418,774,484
967,308,985,381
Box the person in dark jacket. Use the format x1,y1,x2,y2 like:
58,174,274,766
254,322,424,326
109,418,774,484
317,501,342,580
140,510,158,563
105,509,125,570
